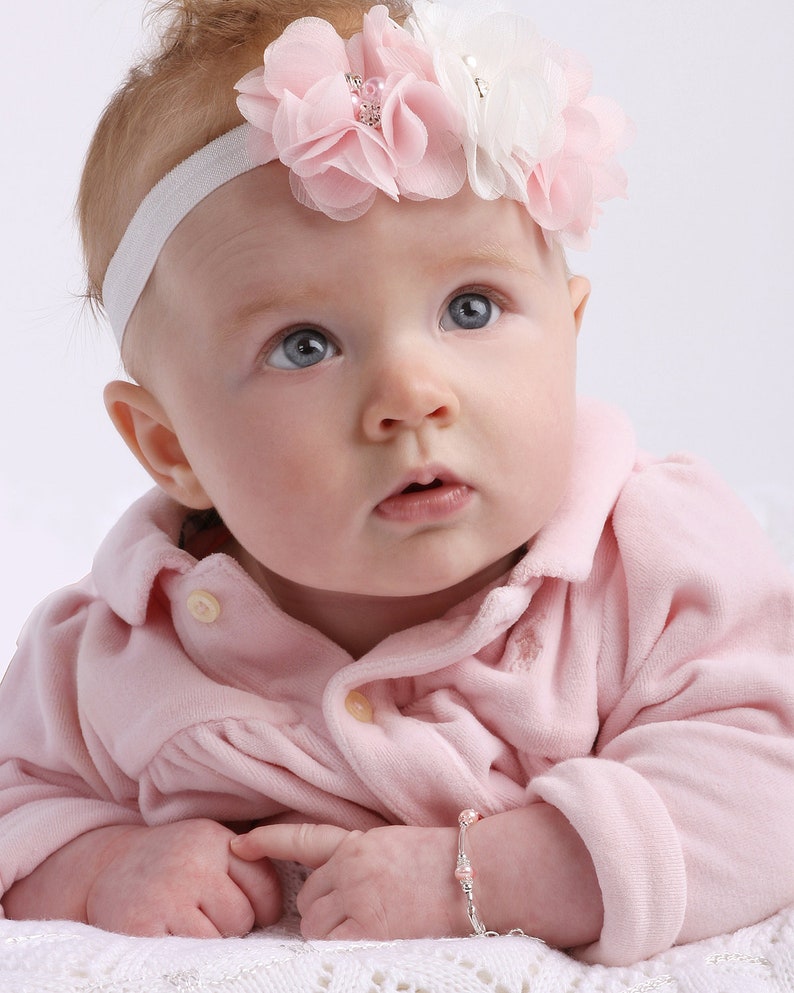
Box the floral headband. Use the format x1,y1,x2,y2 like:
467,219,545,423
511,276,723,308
102,0,632,345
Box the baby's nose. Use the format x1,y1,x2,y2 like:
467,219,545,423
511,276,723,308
360,352,460,440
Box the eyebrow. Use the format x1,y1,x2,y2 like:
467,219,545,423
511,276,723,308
217,283,327,345
435,242,543,281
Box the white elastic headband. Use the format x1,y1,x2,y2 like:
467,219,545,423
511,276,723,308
102,124,263,346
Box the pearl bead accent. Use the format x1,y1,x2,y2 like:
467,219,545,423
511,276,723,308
345,73,385,128
361,76,385,100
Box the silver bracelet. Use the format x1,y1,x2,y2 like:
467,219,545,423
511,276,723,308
454,808,544,942
455,808,489,935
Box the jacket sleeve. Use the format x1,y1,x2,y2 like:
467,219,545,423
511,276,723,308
0,584,144,909
528,454,794,965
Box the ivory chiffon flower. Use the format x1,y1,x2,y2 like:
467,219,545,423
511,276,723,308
406,0,565,203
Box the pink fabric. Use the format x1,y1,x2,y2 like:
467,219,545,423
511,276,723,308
235,6,467,220
1,399,793,966
525,45,634,245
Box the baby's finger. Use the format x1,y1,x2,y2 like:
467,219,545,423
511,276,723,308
231,823,351,869
297,888,348,940
228,851,283,927
195,874,259,937
166,906,224,939
113,903,222,939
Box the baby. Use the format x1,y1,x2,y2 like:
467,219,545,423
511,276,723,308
2,0,794,968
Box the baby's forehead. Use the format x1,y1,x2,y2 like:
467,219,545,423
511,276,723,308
170,163,551,270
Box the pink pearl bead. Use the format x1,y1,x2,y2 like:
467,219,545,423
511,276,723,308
455,865,474,881
459,809,480,827
362,76,385,101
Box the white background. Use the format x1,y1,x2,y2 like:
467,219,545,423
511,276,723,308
2,0,793,670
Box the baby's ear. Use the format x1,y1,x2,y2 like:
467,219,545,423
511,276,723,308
568,275,591,334
103,380,212,510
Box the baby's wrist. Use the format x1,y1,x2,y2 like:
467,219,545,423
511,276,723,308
80,824,149,918
458,804,604,948
453,809,543,940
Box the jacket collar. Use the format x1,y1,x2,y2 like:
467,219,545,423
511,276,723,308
512,397,636,585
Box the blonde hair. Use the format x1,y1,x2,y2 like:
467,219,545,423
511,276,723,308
77,0,411,311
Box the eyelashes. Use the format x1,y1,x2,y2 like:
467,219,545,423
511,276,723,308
440,291,502,332
266,328,339,369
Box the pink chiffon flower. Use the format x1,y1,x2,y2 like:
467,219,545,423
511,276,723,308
525,45,634,249
235,6,466,220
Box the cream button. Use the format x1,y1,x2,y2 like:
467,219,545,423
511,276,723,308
186,590,221,624
345,691,374,723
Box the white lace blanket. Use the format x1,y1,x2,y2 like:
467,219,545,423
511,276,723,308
2,905,793,993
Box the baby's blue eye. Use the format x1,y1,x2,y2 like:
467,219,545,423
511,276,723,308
267,329,338,369
441,293,502,331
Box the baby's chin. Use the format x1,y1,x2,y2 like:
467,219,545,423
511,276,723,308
332,548,526,601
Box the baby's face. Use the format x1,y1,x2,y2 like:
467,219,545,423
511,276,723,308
146,166,588,597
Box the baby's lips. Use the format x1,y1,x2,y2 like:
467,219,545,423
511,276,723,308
381,463,464,502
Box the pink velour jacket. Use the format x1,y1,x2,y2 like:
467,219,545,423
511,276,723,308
1,399,793,965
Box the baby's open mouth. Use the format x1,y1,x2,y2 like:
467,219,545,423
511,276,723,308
375,472,472,523
401,479,444,495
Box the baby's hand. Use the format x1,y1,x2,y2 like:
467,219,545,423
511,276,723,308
232,822,463,940
87,819,282,937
